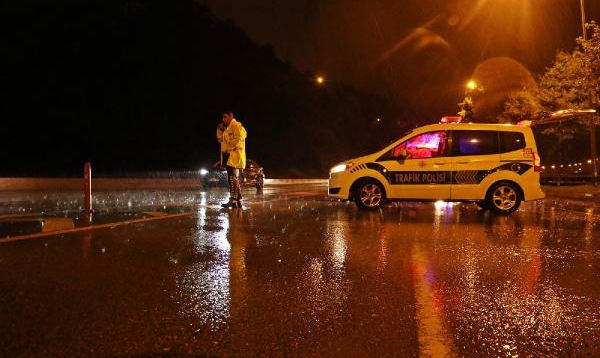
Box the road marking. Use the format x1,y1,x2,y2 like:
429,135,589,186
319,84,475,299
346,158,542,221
412,243,455,357
0,212,193,244
143,211,170,217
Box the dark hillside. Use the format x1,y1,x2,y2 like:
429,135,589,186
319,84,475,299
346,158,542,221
1,0,407,177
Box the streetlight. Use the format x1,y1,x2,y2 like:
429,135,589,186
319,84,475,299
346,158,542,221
466,80,477,91
580,0,587,40
315,75,325,85
579,0,598,185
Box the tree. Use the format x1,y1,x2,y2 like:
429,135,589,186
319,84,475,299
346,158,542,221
458,82,482,122
458,96,474,122
498,22,600,173
500,22,600,122
497,89,545,124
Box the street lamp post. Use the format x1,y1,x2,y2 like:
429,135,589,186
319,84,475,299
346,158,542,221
579,0,598,185
581,0,587,40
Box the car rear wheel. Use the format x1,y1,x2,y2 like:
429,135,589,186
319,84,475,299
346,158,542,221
485,182,521,214
354,179,385,210
256,174,264,190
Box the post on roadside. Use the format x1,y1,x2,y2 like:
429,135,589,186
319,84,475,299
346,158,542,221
84,162,93,222
590,114,598,186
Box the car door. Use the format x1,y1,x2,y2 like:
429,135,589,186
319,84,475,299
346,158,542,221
449,129,501,200
376,130,452,200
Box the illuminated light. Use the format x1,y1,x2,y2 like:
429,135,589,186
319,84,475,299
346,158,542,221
330,162,353,173
466,80,477,90
440,116,461,123
434,200,451,209
469,139,479,143
199,169,209,175
533,152,542,172
316,75,325,84
588,159,593,164
551,165,556,169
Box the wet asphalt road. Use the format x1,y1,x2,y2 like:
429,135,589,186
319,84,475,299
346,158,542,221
1,183,600,357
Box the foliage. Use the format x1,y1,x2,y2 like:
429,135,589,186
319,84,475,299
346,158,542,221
458,96,473,122
496,89,545,124
498,22,600,140
495,22,600,166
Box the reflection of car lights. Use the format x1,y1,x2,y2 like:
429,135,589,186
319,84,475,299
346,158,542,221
199,169,209,175
434,200,454,209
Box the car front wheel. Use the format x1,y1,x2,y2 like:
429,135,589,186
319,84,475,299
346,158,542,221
354,179,385,210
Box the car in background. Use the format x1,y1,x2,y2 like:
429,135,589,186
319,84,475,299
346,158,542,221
200,159,265,190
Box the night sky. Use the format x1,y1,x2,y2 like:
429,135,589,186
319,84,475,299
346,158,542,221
203,0,600,115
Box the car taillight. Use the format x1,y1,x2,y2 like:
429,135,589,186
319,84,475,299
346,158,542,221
532,152,541,172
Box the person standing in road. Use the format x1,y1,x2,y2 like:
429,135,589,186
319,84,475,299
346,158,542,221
216,110,247,208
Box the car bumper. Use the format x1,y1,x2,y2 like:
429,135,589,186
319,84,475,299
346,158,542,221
328,174,351,199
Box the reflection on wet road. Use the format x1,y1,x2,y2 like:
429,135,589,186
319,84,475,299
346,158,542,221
0,184,599,357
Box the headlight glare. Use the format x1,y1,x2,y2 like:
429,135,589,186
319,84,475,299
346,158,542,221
330,162,353,174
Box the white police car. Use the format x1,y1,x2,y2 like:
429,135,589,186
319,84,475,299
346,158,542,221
328,121,545,214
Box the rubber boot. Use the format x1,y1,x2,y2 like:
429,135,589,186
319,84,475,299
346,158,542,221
222,174,241,208
232,174,242,208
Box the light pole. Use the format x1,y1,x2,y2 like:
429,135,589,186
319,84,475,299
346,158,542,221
580,0,587,40
580,0,598,185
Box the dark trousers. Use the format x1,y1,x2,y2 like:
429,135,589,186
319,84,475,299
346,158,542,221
222,153,242,201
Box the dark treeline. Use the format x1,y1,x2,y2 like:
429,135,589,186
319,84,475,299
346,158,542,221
1,0,411,177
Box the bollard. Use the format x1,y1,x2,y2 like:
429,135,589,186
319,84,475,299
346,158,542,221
84,162,92,219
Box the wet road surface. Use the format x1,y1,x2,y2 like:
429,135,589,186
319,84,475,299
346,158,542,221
1,182,600,357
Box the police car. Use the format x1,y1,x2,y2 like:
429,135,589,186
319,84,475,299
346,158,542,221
328,120,545,214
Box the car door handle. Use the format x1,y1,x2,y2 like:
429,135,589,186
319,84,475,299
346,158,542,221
434,162,447,166
456,161,470,164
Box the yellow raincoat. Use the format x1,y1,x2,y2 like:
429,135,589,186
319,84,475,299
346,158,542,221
217,118,247,169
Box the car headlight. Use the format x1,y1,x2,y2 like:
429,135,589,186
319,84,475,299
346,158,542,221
199,169,209,175
330,162,353,174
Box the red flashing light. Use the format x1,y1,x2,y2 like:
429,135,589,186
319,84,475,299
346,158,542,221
440,116,462,123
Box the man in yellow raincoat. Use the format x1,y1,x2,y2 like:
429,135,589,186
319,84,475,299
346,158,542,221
216,110,247,208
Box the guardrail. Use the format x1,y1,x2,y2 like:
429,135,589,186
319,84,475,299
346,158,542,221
0,178,329,191
541,174,593,185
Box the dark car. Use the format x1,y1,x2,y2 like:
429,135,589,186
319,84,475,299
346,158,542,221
200,159,265,189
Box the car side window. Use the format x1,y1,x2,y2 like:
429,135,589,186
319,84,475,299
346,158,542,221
453,130,498,156
381,131,447,160
500,131,525,153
